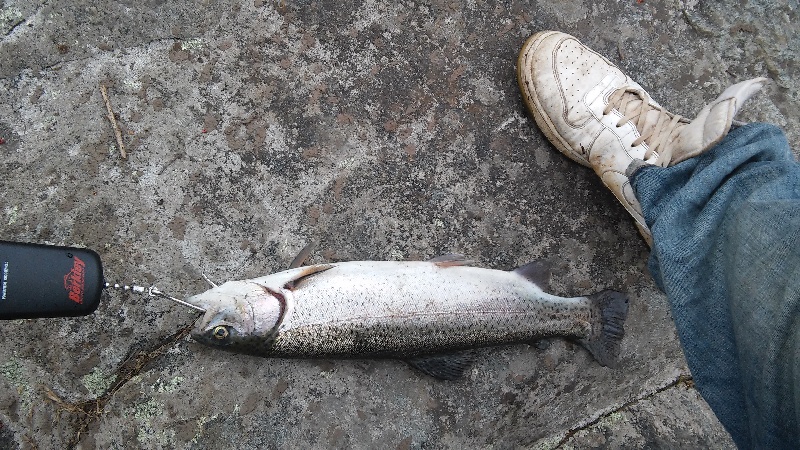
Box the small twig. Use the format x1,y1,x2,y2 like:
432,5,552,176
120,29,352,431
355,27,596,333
99,84,127,159
22,433,39,450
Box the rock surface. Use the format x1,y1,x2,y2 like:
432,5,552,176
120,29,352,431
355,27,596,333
2,1,797,448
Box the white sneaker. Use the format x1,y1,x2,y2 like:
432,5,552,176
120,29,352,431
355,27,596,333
517,30,768,246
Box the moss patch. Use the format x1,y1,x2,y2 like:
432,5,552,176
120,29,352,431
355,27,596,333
81,368,117,397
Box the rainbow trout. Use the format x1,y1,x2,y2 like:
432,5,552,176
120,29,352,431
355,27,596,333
187,255,628,379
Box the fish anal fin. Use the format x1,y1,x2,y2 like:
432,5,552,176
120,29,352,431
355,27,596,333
284,264,334,290
406,351,475,380
512,260,552,290
428,254,473,268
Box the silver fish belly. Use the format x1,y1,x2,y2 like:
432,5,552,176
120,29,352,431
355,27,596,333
188,258,628,379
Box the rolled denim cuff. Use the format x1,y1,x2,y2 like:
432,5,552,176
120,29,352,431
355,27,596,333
625,159,654,179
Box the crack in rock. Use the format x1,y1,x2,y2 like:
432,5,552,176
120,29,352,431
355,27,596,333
553,374,695,449
1,1,49,40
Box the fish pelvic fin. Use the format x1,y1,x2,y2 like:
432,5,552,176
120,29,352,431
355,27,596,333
406,351,476,380
581,290,629,368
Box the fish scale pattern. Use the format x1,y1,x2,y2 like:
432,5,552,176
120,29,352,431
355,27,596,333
234,262,594,358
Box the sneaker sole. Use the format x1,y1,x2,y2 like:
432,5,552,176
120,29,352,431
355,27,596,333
516,31,592,168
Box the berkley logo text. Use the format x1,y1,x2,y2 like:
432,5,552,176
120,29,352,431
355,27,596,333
64,256,86,304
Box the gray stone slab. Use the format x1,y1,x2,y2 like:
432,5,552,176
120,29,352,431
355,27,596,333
2,0,797,448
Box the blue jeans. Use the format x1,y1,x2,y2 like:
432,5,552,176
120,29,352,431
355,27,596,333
630,123,799,449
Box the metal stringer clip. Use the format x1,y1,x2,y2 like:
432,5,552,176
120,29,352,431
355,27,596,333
104,282,207,313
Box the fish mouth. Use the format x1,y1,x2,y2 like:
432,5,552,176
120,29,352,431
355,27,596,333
189,329,210,344
190,314,211,339
192,308,218,332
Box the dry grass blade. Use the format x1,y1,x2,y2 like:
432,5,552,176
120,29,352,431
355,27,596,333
99,83,127,159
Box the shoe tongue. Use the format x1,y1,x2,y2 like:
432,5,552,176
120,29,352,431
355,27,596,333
669,78,770,165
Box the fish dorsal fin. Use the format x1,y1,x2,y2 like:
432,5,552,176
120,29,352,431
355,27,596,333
512,260,552,290
283,264,334,290
428,254,473,268
406,351,476,380
288,242,318,269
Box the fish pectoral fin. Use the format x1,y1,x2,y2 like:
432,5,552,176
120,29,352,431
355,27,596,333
283,264,334,290
428,254,473,268
406,351,476,380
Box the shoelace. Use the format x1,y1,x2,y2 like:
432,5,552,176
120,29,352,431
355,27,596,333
603,88,685,167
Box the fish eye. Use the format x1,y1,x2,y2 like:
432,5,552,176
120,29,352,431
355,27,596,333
212,326,229,340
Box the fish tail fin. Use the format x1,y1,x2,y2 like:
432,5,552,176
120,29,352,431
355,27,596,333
581,290,629,367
